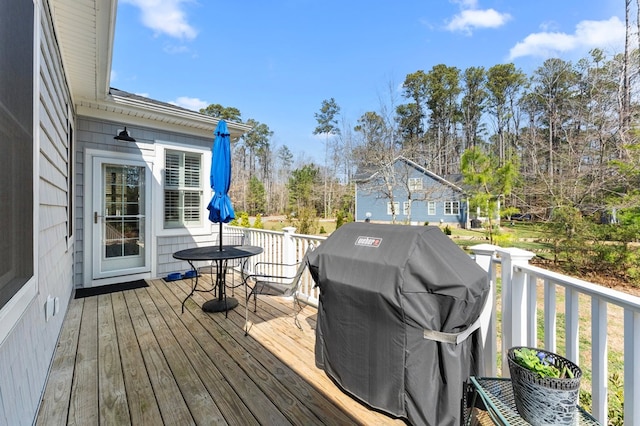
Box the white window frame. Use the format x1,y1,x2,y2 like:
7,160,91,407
0,0,38,345
387,201,399,216
444,201,460,216
408,177,423,191
427,201,436,215
164,149,204,228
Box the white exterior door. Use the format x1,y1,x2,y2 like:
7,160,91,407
91,156,151,281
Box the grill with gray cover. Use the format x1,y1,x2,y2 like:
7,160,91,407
308,222,489,426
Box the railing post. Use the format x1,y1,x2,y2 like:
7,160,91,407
592,297,608,423
624,309,640,426
565,287,581,364
497,247,535,376
470,244,499,377
282,227,297,277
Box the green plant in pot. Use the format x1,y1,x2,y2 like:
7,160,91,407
512,347,576,379
508,347,582,426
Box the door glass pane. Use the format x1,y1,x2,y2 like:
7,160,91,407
103,165,145,263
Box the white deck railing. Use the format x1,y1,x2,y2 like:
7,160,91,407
225,226,638,425
470,244,640,426
228,226,326,306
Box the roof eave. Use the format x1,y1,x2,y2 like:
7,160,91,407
50,0,117,101
76,95,252,139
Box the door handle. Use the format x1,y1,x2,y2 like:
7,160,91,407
94,212,102,224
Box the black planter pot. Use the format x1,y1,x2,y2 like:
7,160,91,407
507,347,582,426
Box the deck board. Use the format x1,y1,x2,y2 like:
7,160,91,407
169,277,338,425
124,288,195,425
136,285,225,425
111,291,164,425
149,282,264,425
36,277,404,426
35,296,83,425
68,297,99,426
168,281,356,425
97,294,131,425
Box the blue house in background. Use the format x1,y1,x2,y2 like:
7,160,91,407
355,156,469,228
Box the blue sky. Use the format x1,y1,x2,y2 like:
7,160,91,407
112,0,625,163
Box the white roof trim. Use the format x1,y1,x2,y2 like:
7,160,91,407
76,94,252,138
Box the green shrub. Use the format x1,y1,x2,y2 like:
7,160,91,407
239,211,250,228
607,372,624,425
492,230,515,247
229,215,240,226
294,207,318,235
335,211,344,229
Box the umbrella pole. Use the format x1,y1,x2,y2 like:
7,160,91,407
219,221,223,251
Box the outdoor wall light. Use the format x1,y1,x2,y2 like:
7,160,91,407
114,127,136,142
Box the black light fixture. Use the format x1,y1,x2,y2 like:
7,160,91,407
114,127,136,142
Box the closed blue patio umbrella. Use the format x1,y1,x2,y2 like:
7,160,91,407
207,120,235,251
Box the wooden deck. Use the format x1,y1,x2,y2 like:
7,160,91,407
35,276,405,425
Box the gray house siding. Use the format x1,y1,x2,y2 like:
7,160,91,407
74,117,222,286
2,1,249,423
355,158,468,227
0,2,75,424
157,234,218,277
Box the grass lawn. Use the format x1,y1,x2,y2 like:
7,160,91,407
259,217,553,253
260,216,337,236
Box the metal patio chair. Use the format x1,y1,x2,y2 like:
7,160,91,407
243,243,315,335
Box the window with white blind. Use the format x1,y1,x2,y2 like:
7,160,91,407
444,201,460,215
428,201,436,215
164,150,203,228
408,177,423,191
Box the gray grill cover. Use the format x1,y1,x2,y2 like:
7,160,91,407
308,223,489,426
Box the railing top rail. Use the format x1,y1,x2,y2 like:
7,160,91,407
225,226,284,236
225,226,329,242
517,262,640,312
291,233,327,242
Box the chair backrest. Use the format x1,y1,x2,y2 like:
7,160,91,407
282,244,315,297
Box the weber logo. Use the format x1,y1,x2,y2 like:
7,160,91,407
355,236,382,248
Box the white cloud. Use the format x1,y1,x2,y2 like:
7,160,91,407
575,17,625,47
509,32,578,59
446,0,511,35
509,16,625,60
121,0,197,40
170,96,208,111
447,8,512,33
